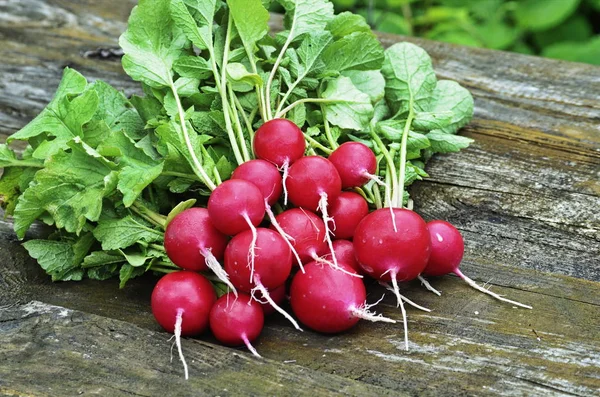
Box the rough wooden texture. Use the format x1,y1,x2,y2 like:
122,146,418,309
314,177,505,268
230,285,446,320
1,1,599,396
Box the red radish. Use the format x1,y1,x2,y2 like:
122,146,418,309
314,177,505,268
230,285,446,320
353,208,431,349
290,261,395,334
257,284,286,316
422,220,532,309
231,159,283,206
286,156,342,270
207,179,265,236
253,118,305,167
325,239,361,274
271,208,327,265
253,119,306,205
151,271,216,379
328,141,377,189
328,191,369,239
164,208,235,294
224,227,300,330
209,292,264,357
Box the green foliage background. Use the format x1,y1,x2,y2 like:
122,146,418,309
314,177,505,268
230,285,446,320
299,0,600,65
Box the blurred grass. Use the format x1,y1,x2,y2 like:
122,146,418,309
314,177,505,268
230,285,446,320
275,0,600,65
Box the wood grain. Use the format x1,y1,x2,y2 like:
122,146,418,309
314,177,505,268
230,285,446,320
0,1,599,396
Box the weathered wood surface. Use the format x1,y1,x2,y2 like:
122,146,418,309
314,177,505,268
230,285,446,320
1,1,599,396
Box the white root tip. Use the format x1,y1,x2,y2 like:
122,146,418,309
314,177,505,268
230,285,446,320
314,255,363,278
352,294,396,324
265,201,305,273
364,172,387,187
252,277,303,331
318,193,338,268
242,213,258,284
398,294,409,351
455,269,532,309
281,160,290,206
174,309,189,380
242,334,262,358
380,281,431,312
417,275,442,296
203,249,238,297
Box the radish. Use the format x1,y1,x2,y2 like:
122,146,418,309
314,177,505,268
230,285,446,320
151,271,216,379
209,292,264,357
328,142,378,189
325,239,361,275
422,220,532,309
256,284,286,316
164,208,235,294
286,156,342,269
328,191,369,239
353,207,431,349
231,159,283,207
290,261,395,334
253,118,306,204
271,208,327,265
224,227,301,330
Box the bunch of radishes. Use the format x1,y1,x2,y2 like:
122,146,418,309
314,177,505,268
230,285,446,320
150,118,531,379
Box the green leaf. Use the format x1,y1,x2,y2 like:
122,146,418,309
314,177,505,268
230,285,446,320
169,0,217,50
89,81,145,140
9,74,99,159
407,131,431,152
23,233,94,281
427,130,474,153
278,0,334,41
327,11,372,39
381,42,437,114
119,263,146,289
412,111,454,131
165,199,197,226
173,56,213,79
119,247,149,267
229,0,269,61
226,63,263,91
93,215,163,251
340,70,385,103
322,32,385,72
83,251,126,268
320,76,374,131
541,37,600,65
426,80,474,134
13,142,117,237
0,167,25,216
514,0,580,32
119,0,188,88
292,32,333,79
532,15,592,49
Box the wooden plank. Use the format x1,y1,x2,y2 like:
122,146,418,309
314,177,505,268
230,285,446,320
0,301,399,397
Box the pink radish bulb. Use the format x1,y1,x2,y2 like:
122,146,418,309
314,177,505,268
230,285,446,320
271,208,327,265
151,271,216,379
209,292,264,357
354,208,430,283
207,179,265,236
290,261,395,334
224,228,292,293
164,208,235,294
224,227,301,330
231,159,283,206
328,142,377,189
328,191,369,239
326,240,362,274
257,285,286,316
421,220,532,309
253,118,306,167
286,156,342,212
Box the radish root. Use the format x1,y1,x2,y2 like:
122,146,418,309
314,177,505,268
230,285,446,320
203,248,238,297
318,193,338,267
252,277,303,331
265,200,305,273
242,334,261,358
281,159,290,206
174,308,189,380
417,275,442,296
242,213,258,283
389,274,410,351
454,269,532,309
379,281,431,312
313,254,363,278
351,294,396,324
